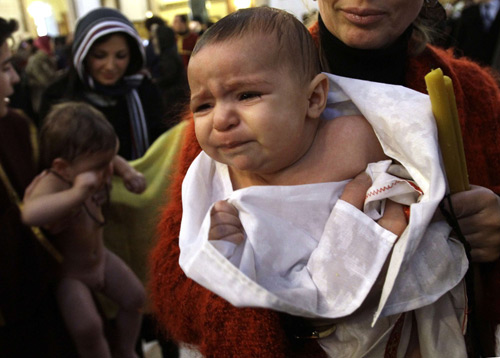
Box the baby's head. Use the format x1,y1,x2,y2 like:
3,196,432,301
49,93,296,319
191,6,321,86
188,7,328,179
40,102,118,181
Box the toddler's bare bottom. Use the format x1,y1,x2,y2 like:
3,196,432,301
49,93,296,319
56,249,146,358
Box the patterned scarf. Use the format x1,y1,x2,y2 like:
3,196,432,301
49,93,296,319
72,7,149,159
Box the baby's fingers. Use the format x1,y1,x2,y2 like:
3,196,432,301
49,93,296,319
212,200,240,216
341,172,372,210
209,201,244,243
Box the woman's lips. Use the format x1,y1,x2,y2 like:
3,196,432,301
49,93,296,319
101,73,117,81
341,8,385,26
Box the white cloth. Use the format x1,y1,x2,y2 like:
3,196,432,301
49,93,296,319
179,74,469,356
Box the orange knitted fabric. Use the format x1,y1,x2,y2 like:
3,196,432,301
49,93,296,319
150,25,500,356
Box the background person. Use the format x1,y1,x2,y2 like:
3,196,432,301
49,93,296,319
0,17,78,357
151,23,189,128
144,15,167,81
453,0,500,66
25,35,58,118
40,7,166,160
172,14,199,70
150,0,500,356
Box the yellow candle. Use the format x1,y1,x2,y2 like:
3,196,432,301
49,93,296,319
444,75,469,192
425,68,469,193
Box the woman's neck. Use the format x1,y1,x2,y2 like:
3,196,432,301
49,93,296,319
318,15,412,85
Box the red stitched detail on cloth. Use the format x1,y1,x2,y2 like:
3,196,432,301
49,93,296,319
366,181,399,199
384,312,406,358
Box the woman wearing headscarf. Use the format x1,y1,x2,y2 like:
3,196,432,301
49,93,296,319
40,7,166,160
150,0,500,356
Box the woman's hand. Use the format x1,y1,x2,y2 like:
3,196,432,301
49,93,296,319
209,200,245,244
438,185,500,263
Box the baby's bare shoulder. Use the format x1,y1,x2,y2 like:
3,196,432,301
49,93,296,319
26,170,68,199
319,115,387,177
322,115,380,148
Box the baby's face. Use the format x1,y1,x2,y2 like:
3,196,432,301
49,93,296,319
67,148,116,188
188,34,316,177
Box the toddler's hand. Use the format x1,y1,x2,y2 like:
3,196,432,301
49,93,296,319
73,171,100,195
122,169,146,194
209,200,244,244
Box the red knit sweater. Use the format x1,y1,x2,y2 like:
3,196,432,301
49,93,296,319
150,25,500,357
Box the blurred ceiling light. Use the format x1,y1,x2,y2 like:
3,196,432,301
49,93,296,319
27,1,53,36
234,0,251,9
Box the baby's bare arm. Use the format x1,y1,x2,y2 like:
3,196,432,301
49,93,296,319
112,155,146,194
209,200,245,244
342,171,407,309
22,171,99,227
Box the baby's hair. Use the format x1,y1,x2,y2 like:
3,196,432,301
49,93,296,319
40,102,117,169
192,7,320,84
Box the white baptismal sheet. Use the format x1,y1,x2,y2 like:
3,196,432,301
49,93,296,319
178,74,469,356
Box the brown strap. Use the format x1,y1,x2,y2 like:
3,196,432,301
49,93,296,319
384,312,406,358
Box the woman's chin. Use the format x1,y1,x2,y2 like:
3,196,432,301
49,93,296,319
0,99,8,117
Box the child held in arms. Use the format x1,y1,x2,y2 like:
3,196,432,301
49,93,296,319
179,7,468,357
22,102,146,358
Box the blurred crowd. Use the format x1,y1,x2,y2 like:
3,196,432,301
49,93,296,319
2,2,500,357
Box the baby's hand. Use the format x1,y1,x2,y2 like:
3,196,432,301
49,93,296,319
209,200,244,244
73,171,100,195
122,169,146,194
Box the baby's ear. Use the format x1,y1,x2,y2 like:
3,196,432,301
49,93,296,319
51,158,70,177
307,73,329,119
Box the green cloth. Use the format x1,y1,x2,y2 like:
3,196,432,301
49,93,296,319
103,121,188,285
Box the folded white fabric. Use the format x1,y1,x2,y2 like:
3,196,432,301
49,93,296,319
179,73,468,324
